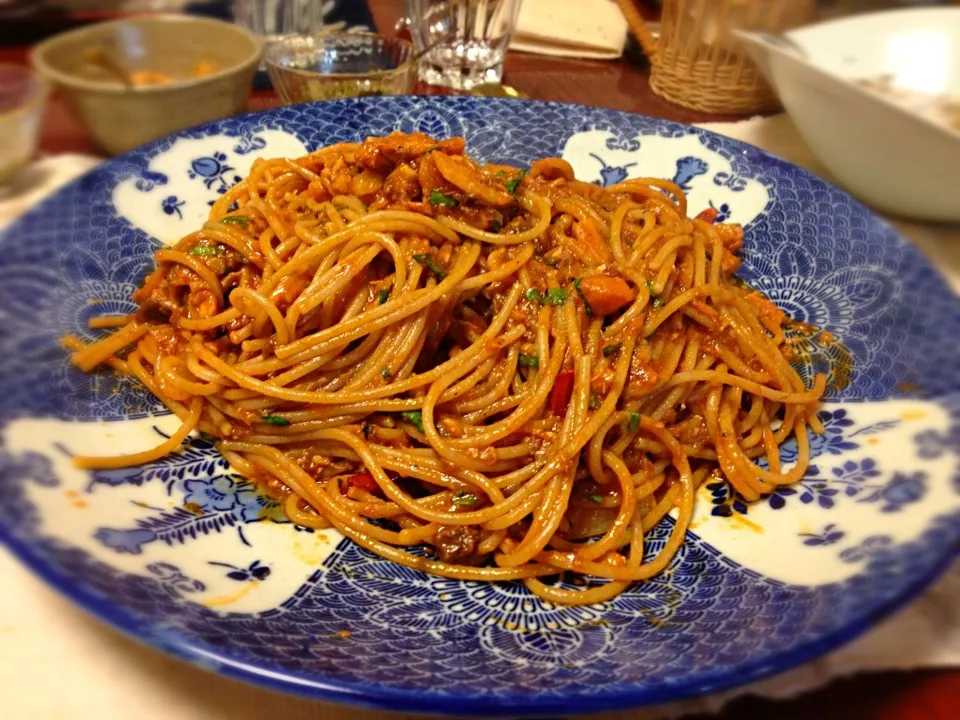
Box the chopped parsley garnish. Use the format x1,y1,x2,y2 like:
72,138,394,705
380,368,392,380
220,215,250,228
401,410,425,433
573,278,594,316
518,353,539,368
602,343,621,357
588,393,601,410
452,492,479,507
413,253,447,282
543,288,567,306
378,288,389,304
506,168,527,194
188,243,225,257
627,412,641,431
646,281,665,308
587,493,604,504
261,415,290,426
496,169,507,177
490,217,502,233
544,258,559,267
429,189,458,207
525,288,543,303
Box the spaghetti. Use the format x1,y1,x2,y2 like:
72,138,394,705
69,132,825,605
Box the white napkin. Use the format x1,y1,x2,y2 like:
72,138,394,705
1,118,959,719
510,0,630,60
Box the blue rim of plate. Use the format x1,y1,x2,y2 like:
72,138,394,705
0,96,958,716
2,518,958,716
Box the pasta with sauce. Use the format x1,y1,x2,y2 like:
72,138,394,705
68,132,825,605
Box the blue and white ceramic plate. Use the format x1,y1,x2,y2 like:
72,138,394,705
1,97,958,716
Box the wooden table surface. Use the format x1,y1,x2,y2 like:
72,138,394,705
2,0,958,718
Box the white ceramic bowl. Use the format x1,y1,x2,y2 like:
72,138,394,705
739,8,960,223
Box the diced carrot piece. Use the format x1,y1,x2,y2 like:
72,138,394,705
577,276,635,316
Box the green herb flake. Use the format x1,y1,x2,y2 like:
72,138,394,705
525,288,544,303
452,492,479,507
413,253,447,282
429,189,458,207
401,410,425,433
377,288,390,304
646,281,665,308
587,493,604,504
544,258,559,267
187,243,224,257
261,414,290,427
588,393,601,410
496,169,507,177
543,288,567,306
220,215,250,228
573,278,594,316
198,431,217,443
627,412,641,432
506,168,527,195
490,217,502,233
362,422,373,438
602,343,621,357
518,353,539,368
380,368,392,381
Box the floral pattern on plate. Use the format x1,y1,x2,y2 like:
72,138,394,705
1,97,959,715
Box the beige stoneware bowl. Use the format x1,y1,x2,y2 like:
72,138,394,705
31,15,261,155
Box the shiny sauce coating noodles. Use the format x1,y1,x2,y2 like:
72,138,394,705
68,132,826,606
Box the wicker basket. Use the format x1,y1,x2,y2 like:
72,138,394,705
617,0,816,115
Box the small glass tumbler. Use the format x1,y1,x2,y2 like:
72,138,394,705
265,33,417,103
233,0,328,44
0,64,46,185
403,0,521,91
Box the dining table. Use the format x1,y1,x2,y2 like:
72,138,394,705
0,1,957,719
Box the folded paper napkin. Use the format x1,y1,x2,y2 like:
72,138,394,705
1,116,958,720
510,0,630,59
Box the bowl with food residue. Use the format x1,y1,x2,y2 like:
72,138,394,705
738,7,960,223
30,15,261,155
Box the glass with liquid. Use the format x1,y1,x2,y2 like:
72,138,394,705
404,0,521,91
265,33,417,103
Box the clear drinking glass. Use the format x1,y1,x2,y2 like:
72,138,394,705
265,34,417,103
403,0,521,91
233,0,328,44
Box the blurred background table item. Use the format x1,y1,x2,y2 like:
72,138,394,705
28,13,261,154
0,1,957,719
0,63,45,182
265,32,416,102
233,0,327,44
403,0,521,90
627,0,817,114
